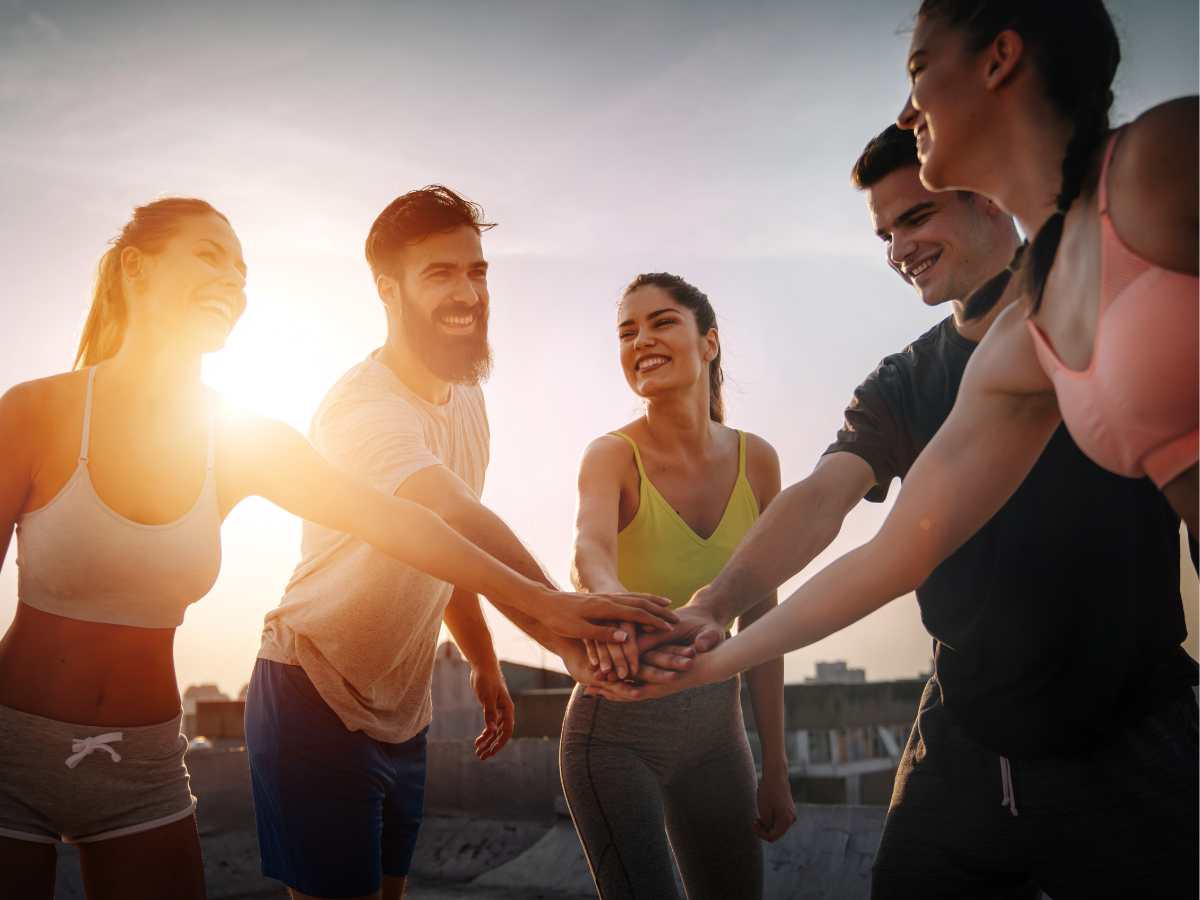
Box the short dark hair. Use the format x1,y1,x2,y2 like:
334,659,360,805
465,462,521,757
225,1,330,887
365,185,495,278
851,124,919,190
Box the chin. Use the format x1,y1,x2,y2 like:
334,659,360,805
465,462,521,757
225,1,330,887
918,156,951,192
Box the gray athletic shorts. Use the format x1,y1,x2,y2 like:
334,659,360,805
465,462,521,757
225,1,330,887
0,702,196,844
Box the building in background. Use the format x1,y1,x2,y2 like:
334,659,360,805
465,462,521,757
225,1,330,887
805,660,867,684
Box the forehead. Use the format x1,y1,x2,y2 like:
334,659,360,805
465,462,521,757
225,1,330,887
909,14,963,59
866,165,940,229
173,212,242,252
617,285,685,321
401,225,484,269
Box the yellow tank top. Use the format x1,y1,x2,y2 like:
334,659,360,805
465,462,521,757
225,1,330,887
611,429,760,612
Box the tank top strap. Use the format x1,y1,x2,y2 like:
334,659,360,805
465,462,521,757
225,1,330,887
607,431,646,477
1096,129,1121,216
79,367,97,462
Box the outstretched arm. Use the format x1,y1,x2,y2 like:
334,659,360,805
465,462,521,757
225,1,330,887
598,309,1062,698
228,418,675,642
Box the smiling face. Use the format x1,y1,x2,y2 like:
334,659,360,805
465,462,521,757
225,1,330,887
387,225,492,384
898,15,991,192
867,164,1006,306
617,285,716,403
124,212,247,354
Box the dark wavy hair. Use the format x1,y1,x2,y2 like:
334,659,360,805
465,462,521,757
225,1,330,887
851,124,920,189
365,185,496,279
917,1,1121,319
624,273,725,423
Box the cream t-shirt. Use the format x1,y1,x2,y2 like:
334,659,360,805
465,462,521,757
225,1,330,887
258,352,489,743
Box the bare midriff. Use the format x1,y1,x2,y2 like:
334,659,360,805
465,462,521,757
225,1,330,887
0,602,181,726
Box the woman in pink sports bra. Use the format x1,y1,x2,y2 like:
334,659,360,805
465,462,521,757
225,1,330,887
0,198,675,900
593,0,1198,761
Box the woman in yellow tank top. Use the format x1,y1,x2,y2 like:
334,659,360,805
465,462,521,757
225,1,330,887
560,273,795,900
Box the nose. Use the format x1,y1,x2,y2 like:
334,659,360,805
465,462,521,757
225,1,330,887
889,234,916,271
897,93,918,131
632,326,655,350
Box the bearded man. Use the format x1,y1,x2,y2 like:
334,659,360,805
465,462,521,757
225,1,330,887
244,186,662,900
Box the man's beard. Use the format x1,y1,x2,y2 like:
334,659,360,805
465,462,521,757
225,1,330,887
401,292,493,385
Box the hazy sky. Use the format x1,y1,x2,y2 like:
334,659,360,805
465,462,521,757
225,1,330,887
2,0,1196,696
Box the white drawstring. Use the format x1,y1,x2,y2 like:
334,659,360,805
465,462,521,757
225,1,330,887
65,732,124,769
999,756,1019,817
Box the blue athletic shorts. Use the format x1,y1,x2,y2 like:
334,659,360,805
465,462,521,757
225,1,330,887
245,658,428,897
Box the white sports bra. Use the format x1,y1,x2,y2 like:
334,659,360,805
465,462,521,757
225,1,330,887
15,367,222,628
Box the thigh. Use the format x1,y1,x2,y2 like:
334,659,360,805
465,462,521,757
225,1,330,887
872,684,1035,900
661,732,762,900
77,813,205,900
0,836,56,900
1033,692,1199,900
560,698,681,900
247,659,391,899
380,729,428,879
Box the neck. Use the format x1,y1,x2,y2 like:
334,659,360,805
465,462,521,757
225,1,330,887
642,387,715,457
948,235,1025,343
971,100,1072,238
378,333,451,405
104,328,203,401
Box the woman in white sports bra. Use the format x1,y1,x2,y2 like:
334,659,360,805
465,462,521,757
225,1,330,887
0,197,675,900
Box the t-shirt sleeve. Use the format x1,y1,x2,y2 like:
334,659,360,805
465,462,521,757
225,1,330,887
821,361,908,503
314,394,441,495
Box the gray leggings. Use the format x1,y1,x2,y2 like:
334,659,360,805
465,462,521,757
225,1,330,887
559,677,762,900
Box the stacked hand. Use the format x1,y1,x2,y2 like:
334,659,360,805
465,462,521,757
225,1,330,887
574,604,728,699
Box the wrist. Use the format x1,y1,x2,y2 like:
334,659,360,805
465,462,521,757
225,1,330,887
761,753,790,780
689,583,732,625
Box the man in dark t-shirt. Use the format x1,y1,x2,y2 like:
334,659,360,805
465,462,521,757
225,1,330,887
662,126,1198,898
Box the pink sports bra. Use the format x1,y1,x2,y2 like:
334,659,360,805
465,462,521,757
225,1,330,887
1027,130,1199,488
14,367,223,628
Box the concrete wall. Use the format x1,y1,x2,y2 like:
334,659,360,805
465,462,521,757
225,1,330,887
195,700,247,739
425,737,564,823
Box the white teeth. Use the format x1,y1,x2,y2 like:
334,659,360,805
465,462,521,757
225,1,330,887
441,314,475,327
908,253,940,278
637,356,669,372
198,299,232,321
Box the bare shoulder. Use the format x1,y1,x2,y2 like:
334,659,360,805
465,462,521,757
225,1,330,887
579,430,637,476
741,430,780,478
0,370,84,436
1109,97,1198,272
967,303,1055,400
740,429,781,508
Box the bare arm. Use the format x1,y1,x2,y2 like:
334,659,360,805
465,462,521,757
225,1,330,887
693,453,875,625
228,416,671,640
737,439,796,842
443,588,514,760
602,309,1062,697
396,459,676,642
0,384,35,576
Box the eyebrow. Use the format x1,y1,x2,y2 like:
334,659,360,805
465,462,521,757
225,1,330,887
617,307,679,329
876,201,936,238
197,238,247,277
419,260,488,277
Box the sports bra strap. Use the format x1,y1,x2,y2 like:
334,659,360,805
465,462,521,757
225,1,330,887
205,401,216,470
608,431,646,476
79,367,97,462
1097,129,1120,216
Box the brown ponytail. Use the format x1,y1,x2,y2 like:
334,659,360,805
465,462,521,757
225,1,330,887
73,197,230,369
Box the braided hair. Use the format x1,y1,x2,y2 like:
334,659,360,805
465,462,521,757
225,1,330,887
919,1,1121,319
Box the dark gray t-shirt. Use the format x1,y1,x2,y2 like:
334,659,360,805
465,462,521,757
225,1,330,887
824,316,1191,758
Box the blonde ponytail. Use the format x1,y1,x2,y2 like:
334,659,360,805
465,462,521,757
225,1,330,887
72,196,230,369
